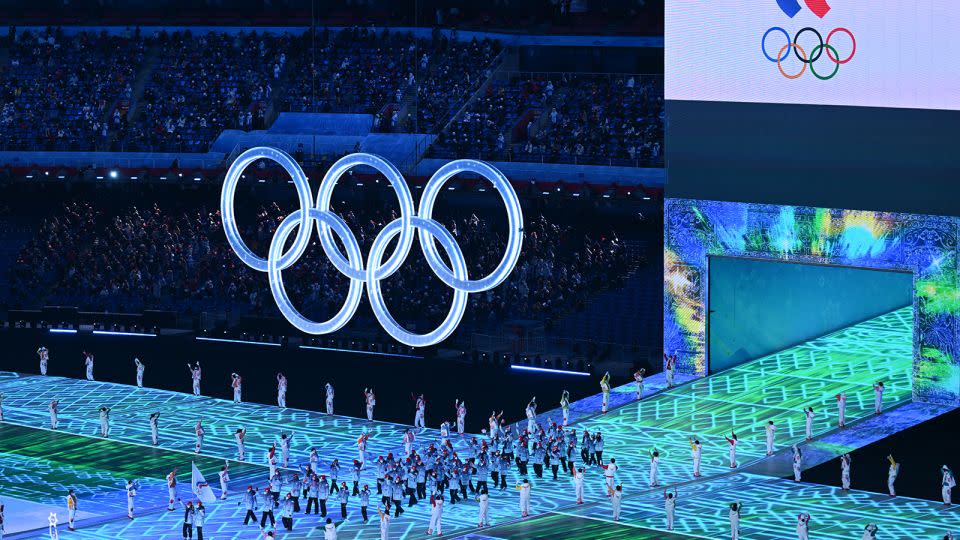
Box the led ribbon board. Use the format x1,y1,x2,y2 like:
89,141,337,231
221,148,524,347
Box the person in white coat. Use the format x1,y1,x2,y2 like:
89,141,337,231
377,506,390,540
649,450,660,487
874,382,885,414
219,462,230,500
476,487,490,527
134,358,144,388
861,524,878,540
37,346,49,376
524,397,537,433
427,491,444,535
796,512,811,540
235,428,247,460
600,372,611,413
602,459,618,494
149,412,160,445
689,438,702,477
573,467,585,504
49,399,59,430
608,484,623,521
188,362,201,396
725,432,738,468
841,454,851,490
126,480,137,519
323,517,338,540
729,502,742,540
765,421,776,456
166,468,178,511
98,406,111,437
560,391,571,426
276,373,288,408
804,407,816,440
83,352,95,381
792,445,803,482
455,399,467,435
517,479,533,517
193,420,204,453
664,487,677,530
836,392,847,428
231,373,243,403
325,383,335,415
887,455,899,497
634,369,645,400
364,388,376,421
942,465,956,506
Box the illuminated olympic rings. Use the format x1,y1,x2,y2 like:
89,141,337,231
221,148,524,347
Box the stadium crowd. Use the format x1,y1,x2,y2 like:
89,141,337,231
8,194,630,335
1,26,661,163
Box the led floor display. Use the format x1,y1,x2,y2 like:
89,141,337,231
0,307,944,539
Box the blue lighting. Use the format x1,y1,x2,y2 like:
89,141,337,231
92,330,156,337
510,365,590,376
298,345,423,359
195,336,282,347
48,328,77,334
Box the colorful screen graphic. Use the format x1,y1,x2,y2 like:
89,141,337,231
665,0,960,110
664,198,960,404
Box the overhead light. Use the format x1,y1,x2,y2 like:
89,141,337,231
109,170,118,179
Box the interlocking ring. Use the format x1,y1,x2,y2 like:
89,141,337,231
761,26,856,80
221,148,524,347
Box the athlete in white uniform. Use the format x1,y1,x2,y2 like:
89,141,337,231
325,383,335,415
37,346,49,375
524,398,537,433
690,437,702,477
364,388,376,421
516,479,532,517
49,399,59,430
874,382,885,414
231,373,242,403
166,468,178,511
804,407,816,440
729,502,742,540
476,487,490,527
83,352,95,381
235,428,247,460
98,406,111,437
765,421,776,455
634,368,645,399
608,484,623,521
455,399,467,435
219,462,230,500
560,391,571,426
188,362,202,396
573,467,585,504
792,445,803,482
887,455,899,496
796,512,811,540
276,373,288,408
664,487,677,530
725,432,738,468
836,392,847,427
126,480,138,519
861,523,878,540
427,491,444,535
134,358,144,388
378,506,390,540
664,353,676,387
649,450,660,487
943,465,956,505
414,394,426,429
841,453,851,490
195,419,205,453
600,372,611,413
149,412,160,445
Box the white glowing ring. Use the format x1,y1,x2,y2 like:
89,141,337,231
221,147,312,272
220,148,524,347
419,159,524,292
315,153,415,281
366,217,469,346
268,208,364,334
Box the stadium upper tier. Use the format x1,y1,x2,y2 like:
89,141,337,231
0,27,663,167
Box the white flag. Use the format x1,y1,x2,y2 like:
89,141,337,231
191,461,217,504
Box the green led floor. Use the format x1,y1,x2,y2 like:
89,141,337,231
455,512,700,540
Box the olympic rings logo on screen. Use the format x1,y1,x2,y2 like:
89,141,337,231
762,26,856,80
220,147,524,348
